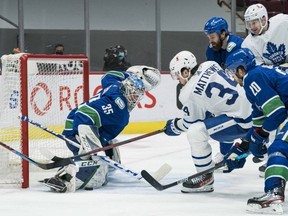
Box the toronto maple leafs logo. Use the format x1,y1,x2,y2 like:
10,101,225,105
263,42,286,64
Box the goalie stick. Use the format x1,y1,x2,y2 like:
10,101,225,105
141,153,248,191
0,141,72,170
41,147,171,181
21,115,171,181
20,115,165,163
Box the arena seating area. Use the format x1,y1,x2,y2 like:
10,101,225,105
243,0,288,17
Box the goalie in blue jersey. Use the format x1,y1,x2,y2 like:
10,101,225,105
225,48,288,214
40,66,161,193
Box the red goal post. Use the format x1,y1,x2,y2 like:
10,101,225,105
0,53,89,188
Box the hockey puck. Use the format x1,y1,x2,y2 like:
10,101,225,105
85,187,93,191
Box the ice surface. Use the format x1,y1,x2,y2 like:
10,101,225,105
0,134,286,216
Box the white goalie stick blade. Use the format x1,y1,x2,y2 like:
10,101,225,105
41,148,172,182
150,163,172,181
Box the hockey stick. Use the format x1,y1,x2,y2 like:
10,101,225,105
20,115,165,161
0,141,72,170
21,115,171,181
41,147,171,181
141,154,248,191
98,156,171,181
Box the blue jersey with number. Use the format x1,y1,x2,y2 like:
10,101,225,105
62,70,130,142
175,61,252,132
206,34,243,68
243,66,288,132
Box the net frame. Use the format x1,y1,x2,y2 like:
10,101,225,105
0,54,89,188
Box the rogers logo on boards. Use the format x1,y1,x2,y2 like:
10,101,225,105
30,82,83,116
30,82,52,116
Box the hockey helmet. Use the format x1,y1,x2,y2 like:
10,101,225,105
244,3,268,34
225,48,256,75
204,17,229,35
169,50,197,81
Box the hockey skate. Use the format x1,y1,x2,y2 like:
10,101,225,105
39,176,67,193
247,187,285,214
40,164,78,193
181,172,214,193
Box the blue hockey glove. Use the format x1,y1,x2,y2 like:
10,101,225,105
164,119,182,136
249,128,268,158
223,142,247,173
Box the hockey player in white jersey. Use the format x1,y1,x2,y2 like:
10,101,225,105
242,3,288,67
165,51,252,193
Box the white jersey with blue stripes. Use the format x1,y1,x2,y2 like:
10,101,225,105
176,61,252,131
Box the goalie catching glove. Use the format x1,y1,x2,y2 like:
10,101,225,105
127,65,161,91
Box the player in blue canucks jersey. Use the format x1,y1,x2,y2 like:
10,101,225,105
225,48,288,214
40,66,161,193
204,17,244,162
204,17,243,68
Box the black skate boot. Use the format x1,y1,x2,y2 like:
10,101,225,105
39,176,67,193
181,172,214,193
247,187,285,214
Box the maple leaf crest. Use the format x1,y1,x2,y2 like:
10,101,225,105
263,42,286,64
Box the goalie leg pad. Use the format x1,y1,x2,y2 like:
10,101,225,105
77,124,103,159
75,157,109,190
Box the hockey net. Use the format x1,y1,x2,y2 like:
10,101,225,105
0,53,89,188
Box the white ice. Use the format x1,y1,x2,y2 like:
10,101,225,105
0,134,286,216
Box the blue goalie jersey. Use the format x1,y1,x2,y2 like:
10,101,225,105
62,70,130,143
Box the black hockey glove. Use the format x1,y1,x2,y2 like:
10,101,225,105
248,128,268,158
223,142,248,173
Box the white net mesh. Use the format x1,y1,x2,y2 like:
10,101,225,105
0,53,88,187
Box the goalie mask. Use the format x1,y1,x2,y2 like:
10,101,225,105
127,65,161,91
120,73,145,112
169,50,197,81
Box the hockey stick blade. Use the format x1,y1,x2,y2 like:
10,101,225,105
141,153,249,191
141,161,224,191
0,141,72,170
151,163,172,181
142,163,222,191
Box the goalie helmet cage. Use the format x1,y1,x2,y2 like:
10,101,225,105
0,53,89,188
